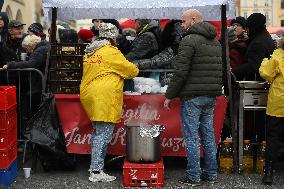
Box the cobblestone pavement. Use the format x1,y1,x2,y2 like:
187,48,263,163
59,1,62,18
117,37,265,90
6,156,284,189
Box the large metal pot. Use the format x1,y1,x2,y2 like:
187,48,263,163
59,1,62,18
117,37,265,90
126,125,161,163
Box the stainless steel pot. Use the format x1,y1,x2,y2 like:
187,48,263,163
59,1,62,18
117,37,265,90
126,125,161,163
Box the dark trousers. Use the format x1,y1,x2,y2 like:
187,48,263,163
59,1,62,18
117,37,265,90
265,115,284,162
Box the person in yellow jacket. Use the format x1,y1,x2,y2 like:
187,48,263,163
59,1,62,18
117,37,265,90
80,23,139,183
259,38,284,185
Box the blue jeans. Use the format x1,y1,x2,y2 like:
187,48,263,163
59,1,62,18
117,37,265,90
90,121,115,172
180,96,217,181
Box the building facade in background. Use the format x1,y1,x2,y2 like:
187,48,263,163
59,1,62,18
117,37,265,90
2,0,43,30
238,0,284,27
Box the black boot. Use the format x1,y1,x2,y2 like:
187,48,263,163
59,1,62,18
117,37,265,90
262,161,273,185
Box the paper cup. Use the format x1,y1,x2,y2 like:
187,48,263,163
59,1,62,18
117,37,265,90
20,53,27,61
23,167,31,178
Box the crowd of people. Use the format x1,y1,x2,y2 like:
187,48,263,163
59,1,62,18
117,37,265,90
0,8,283,187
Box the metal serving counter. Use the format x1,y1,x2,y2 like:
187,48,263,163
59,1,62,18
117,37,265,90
233,81,269,173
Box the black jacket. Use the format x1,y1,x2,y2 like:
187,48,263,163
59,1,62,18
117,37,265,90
125,20,161,61
232,30,275,81
7,40,50,94
0,12,9,67
6,34,27,62
165,22,223,99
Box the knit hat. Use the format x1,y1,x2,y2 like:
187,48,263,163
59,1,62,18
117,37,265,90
246,13,266,37
78,29,94,43
120,19,137,36
98,23,118,40
231,16,246,28
28,23,43,34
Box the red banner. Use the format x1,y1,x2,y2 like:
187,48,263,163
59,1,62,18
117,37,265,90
55,94,227,156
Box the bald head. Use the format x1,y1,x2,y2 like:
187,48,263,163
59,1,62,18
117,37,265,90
181,9,203,32
183,9,203,22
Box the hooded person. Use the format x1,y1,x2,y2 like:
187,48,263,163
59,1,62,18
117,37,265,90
0,12,9,47
232,13,275,81
125,19,162,61
79,23,139,183
259,37,284,185
0,12,9,68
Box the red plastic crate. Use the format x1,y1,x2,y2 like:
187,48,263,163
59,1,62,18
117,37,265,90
0,141,17,169
123,158,164,187
0,86,16,110
0,106,17,131
0,123,17,149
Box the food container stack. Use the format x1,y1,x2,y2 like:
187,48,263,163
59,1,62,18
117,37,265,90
0,86,17,187
49,43,87,94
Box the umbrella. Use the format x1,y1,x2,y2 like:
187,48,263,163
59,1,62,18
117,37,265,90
43,0,235,21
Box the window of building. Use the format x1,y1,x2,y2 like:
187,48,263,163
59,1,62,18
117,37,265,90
281,20,284,26
254,0,258,7
16,10,23,23
265,0,269,6
5,6,12,20
265,12,269,25
282,0,284,9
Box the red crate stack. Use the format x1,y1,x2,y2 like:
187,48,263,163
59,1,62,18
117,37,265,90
123,158,164,187
0,86,16,111
0,86,17,170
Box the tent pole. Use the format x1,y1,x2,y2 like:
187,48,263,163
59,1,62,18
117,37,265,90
221,4,238,173
50,7,57,44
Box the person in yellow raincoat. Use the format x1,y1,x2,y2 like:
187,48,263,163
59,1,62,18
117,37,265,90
80,23,139,183
259,38,284,185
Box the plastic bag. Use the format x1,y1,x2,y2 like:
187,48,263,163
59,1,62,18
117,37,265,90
24,92,67,158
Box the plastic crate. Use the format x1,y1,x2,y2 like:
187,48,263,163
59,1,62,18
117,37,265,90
49,69,82,81
0,123,17,149
0,86,16,111
0,106,17,131
51,43,87,55
0,141,17,169
50,56,83,68
49,81,80,94
123,158,164,187
0,160,17,188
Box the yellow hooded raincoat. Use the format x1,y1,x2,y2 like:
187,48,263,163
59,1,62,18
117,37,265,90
259,49,284,117
80,44,139,123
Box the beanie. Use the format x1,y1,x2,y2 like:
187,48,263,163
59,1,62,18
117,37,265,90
28,23,43,34
231,16,246,28
78,29,94,43
98,23,118,40
246,13,266,37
